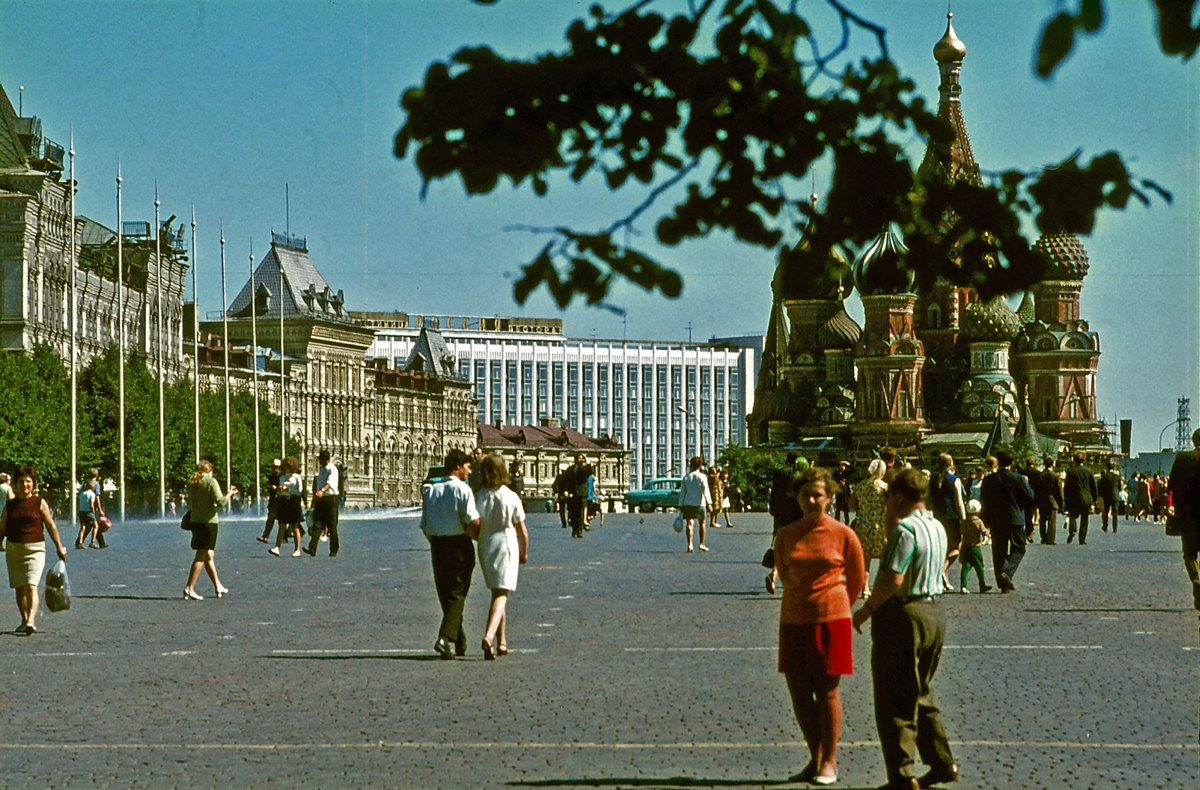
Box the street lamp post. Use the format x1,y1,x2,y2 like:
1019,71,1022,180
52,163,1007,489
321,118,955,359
1157,418,1182,472
677,405,700,462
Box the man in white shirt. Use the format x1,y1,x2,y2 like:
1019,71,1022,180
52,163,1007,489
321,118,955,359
420,448,481,659
304,450,341,557
678,455,713,553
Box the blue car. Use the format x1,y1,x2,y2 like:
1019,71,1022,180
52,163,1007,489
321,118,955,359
623,478,683,513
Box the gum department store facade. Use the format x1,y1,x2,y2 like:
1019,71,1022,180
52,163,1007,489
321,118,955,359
749,14,1107,461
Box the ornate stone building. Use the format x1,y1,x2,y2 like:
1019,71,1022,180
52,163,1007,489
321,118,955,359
0,80,185,369
750,13,1107,459
478,419,629,503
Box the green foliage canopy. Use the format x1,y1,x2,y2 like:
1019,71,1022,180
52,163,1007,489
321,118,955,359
396,0,1192,311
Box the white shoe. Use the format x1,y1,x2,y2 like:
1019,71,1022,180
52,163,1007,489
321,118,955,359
320,534,329,543
268,547,280,556
699,545,709,552
960,586,970,594
291,549,302,557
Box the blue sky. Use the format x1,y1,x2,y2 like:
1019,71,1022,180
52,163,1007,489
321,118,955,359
2,0,1196,454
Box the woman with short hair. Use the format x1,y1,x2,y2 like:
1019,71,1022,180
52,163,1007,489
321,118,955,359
775,466,865,785
473,453,529,660
184,460,232,600
1,465,68,635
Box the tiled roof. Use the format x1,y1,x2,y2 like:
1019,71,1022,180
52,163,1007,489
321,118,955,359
0,81,30,170
478,423,622,451
403,327,463,380
228,240,350,321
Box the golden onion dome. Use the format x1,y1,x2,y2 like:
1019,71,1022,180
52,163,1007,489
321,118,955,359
934,12,967,63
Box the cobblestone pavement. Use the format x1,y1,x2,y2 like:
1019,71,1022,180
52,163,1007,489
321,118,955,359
1,508,1196,788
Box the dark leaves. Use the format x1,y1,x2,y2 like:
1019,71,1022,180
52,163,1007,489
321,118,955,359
1036,12,1077,77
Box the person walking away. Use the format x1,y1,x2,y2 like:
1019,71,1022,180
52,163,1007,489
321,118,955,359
719,470,736,526
1035,456,1063,545
851,459,889,598
257,459,283,543
419,448,480,659
1098,461,1122,534
269,457,304,556
1134,472,1152,522
766,452,806,593
853,468,958,790
553,465,571,530
833,460,853,524
775,467,864,785
183,460,232,600
707,465,725,533
1,466,68,634
1063,451,1097,545
304,450,340,557
1168,428,1200,612
678,455,712,553
584,464,598,529
979,450,1034,594
930,454,965,591
1020,457,1040,543
959,500,992,594
473,454,529,660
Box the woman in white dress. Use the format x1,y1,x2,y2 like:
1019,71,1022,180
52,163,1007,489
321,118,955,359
473,454,529,660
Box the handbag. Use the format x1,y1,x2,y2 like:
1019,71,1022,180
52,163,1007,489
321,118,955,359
672,512,684,533
180,510,193,530
761,547,775,569
1165,508,1183,537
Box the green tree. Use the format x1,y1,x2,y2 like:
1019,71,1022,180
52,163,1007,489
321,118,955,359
717,443,792,512
0,346,80,496
396,0,1192,310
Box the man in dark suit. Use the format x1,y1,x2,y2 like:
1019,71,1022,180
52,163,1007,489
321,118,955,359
980,450,1035,593
1168,428,1200,612
1097,461,1123,534
1035,456,1064,545
1063,451,1098,545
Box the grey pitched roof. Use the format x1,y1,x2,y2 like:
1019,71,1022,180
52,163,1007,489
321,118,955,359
228,239,349,321
403,327,463,380
0,80,30,170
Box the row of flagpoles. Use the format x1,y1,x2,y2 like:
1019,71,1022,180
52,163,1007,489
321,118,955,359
66,142,286,523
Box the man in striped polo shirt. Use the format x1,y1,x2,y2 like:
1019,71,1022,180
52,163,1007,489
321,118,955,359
853,468,959,789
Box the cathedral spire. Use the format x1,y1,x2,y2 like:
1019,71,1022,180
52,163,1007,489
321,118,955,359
919,12,980,186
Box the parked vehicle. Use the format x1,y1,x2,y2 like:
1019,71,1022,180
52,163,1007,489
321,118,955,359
623,478,683,513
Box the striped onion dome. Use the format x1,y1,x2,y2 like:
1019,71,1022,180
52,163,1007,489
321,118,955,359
818,304,862,350
774,239,851,301
962,295,1022,342
1033,232,1090,280
852,225,916,296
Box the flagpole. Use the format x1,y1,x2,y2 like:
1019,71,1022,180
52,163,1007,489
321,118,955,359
155,184,165,517
279,246,286,460
69,132,77,526
117,162,126,522
220,226,232,506
250,242,261,511
190,207,199,464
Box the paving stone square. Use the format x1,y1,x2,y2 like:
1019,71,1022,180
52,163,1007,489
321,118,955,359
1,509,1196,788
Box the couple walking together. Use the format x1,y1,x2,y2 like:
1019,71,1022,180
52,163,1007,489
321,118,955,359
776,466,958,789
420,448,529,660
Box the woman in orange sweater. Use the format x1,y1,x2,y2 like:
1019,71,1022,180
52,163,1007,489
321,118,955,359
774,467,865,786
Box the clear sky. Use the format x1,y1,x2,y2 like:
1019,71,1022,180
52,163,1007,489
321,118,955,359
2,0,1196,455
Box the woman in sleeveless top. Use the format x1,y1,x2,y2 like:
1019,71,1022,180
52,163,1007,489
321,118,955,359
0,465,68,635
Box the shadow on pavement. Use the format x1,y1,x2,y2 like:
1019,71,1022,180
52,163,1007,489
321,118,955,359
1023,607,1189,613
74,594,181,601
508,778,801,788
263,654,446,662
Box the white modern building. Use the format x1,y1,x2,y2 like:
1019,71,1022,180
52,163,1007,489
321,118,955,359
355,313,756,488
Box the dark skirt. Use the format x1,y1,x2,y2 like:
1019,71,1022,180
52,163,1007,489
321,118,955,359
278,497,303,524
190,522,219,552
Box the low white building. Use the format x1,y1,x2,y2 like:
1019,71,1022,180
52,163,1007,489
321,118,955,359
354,313,755,488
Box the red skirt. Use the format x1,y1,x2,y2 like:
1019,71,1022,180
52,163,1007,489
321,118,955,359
778,618,853,676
